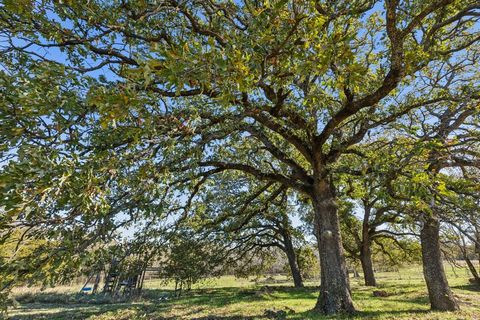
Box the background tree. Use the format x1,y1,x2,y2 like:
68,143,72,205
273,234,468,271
448,227,480,285
337,158,416,287
295,245,320,281
437,173,480,285
385,90,480,310
159,228,226,296
195,174,307,287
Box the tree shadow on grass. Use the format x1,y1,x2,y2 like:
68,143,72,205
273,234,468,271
9,285,448,320
9,291,172,320
13,291,147,305
9,288,264,319
452,284,480,292
291,308,430,319
191,316,257,320
286,290,432,319
165,288,248,308
380,296,430,306
10,289,184,317
8,303,139,320
157,286,318,310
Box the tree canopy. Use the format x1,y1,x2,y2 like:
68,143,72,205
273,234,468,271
1,0,479,315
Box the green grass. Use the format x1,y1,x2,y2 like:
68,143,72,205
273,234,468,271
6,264,480,319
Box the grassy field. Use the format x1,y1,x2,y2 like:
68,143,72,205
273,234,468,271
6,264,480,320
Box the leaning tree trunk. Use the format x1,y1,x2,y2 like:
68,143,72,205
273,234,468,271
420,215,459,311
459,235,480,284
476,231,480,274
313,179,355,314
282,233,304,288
360,241,376,287
465,256,480,284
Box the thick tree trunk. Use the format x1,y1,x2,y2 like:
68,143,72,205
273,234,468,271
283,234,304,288
420,215,459,311
313,180,355,314
360,243,376,286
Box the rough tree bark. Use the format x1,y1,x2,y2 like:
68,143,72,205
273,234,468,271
360,241,376,287
420,215,459,311
282,232,304,288
313,179,355,314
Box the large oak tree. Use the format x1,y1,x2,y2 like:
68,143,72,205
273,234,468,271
1,0,479,314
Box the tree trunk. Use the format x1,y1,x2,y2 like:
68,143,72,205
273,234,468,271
420,215,459,311
312,180,355,314
460,236,480,283
360,205,376,286
353,268,360,278
465,256,480,283
282,233,304,288
360,242,376,286
92,272,101,294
